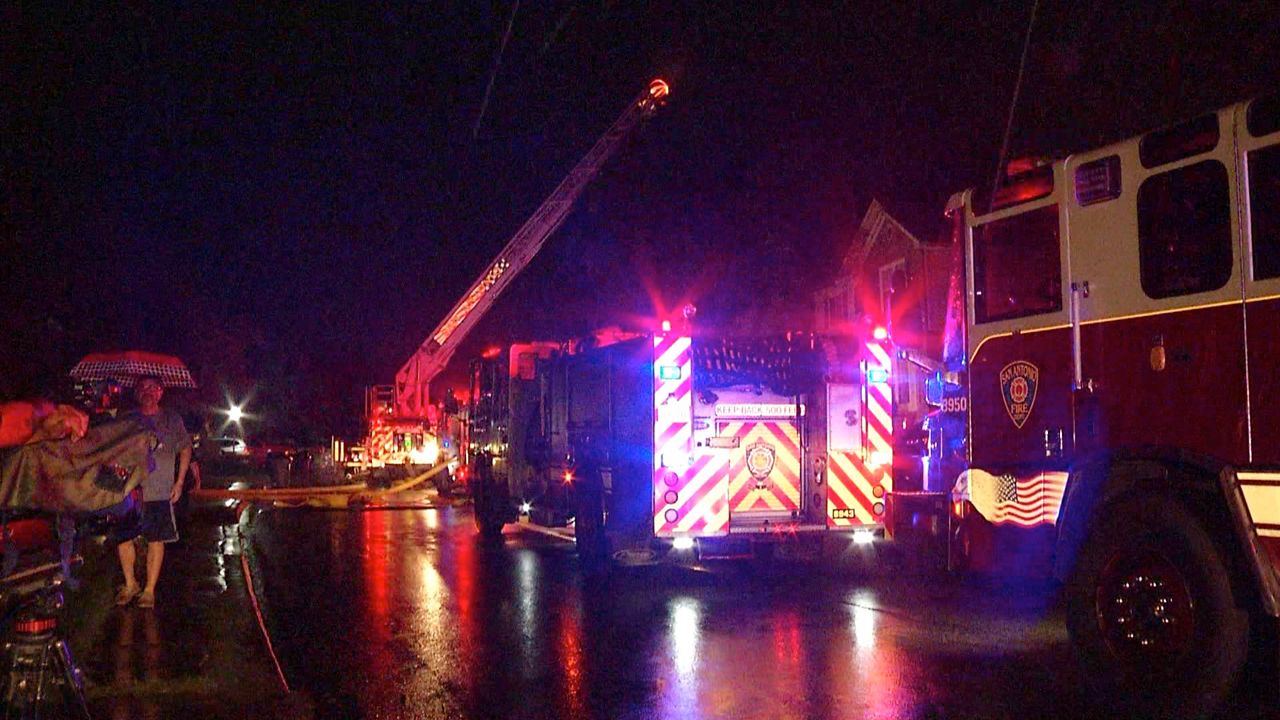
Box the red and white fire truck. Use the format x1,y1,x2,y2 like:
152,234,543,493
345,79,670,483
931,91,1280,712
465,313,929,567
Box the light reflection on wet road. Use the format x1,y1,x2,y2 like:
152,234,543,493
243,504,1260,719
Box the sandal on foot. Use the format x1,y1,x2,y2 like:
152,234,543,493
115,586,140,606
137,591,155,608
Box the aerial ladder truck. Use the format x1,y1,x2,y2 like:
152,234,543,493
347,78,671,486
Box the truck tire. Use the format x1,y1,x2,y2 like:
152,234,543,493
574,465,609,575
434,470,454,497
471,472,506,542
1065,495,1248,718
473,497,505,541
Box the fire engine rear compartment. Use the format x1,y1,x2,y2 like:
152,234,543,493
466,325,908,562
553,336,832,548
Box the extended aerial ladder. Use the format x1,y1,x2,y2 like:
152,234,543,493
391,78,670,418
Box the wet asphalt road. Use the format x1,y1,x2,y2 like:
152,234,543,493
243,503,1270,720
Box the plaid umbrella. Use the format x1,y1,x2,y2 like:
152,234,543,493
69,350,197,388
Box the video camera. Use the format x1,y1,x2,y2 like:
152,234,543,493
0,556,75,624
70,378,126,424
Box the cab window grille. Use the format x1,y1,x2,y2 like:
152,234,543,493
1249,143,1280,280
1137,160,1232,298
1248,92,1280,138
972,204,1062,323
1139,114,1219,169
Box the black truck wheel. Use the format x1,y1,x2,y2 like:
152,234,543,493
1065,495,1248,717
574,465,609,575
474,507,504,541
471,468,507,542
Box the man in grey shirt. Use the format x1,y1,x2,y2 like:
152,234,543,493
111,376,191,608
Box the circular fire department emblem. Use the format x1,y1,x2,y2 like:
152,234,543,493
1009,377,1029,404
745,440,777,483
999,361,1040,430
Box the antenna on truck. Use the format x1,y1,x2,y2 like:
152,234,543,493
988,0,1041,213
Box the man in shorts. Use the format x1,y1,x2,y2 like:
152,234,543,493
112,376,191,608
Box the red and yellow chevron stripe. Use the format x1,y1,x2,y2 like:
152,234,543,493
669,451,729,534
722,421,801,515
827,340,893,527
653,334,728,536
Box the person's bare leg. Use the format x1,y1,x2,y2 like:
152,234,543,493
117,540,140,592
143,541,164,595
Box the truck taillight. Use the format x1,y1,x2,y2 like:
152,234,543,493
873,326,888,341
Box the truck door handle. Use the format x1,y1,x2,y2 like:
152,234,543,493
1044,428,1065,458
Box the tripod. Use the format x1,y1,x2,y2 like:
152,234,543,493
2,562,90,720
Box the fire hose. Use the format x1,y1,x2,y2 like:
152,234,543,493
191,462,449,509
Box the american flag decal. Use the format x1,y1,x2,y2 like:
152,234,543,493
996,474,1019,504
960,470,1068,528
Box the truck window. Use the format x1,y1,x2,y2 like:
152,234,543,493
1139,113,1219,169
1137,160,1232,298
516,351,538,380
1251,143,1280,280
972,204,1062,323
1248,92,1280,138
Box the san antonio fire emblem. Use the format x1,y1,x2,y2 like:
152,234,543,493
745,440,777,489
999,361,1039,429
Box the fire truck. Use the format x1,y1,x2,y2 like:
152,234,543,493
465,314,929,568
931,91,1280,713
345,385,444,483
345,78,670,483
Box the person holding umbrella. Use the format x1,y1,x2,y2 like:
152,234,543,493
111,376,191,608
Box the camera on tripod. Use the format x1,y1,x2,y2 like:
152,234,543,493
1,555,90,719
1,558,70,624
70,379,126,424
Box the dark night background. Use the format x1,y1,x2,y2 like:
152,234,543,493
4,2,1278,440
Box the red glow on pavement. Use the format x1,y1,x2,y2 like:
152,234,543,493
557,604,587,719
771,608,802,665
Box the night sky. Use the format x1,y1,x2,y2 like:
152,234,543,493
5,2,1278,438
